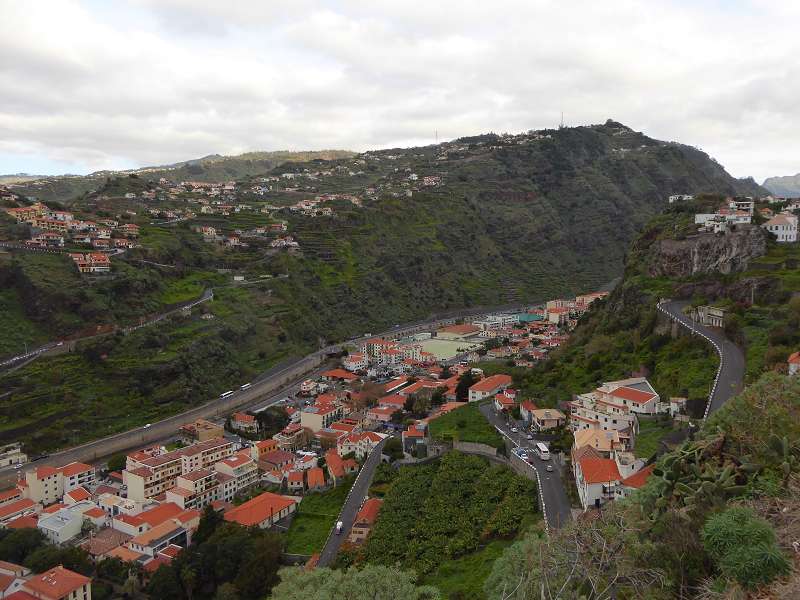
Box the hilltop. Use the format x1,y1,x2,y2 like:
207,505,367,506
763,172,800,197
4,149,355,203
0,121,770,452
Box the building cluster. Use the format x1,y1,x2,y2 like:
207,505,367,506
0,437,301,580
568,377,680,510
694,198,754,233
3,201,140,259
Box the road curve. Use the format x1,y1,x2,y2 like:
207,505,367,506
657,300,745,418
317,438,388,567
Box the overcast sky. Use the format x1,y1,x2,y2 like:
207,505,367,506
1,0,798,182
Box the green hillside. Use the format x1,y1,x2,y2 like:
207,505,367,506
0,123,770,452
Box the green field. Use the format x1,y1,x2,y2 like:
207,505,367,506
421,538,517,599
634,418,673,459
284,477,355,555
428,402,505,449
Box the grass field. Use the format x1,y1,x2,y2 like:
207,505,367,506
284,477,355,555
428,402,505,449
421,539,515,599
634,418,673,459
0,288,47,358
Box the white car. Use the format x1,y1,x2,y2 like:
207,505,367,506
510,427,518,433
526,434,533,440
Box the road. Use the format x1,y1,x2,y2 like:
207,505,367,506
317,438,388,567
657,300,745,418
479,404,572,530
0,300,547,490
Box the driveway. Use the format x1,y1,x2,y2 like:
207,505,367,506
479,404,572,530
317,438,388,567
657,300,745,417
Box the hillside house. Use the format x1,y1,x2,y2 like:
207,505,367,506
349,498,382,544
230,412,258,434
789,351,800,376
530,408,567,431
468,374,513,402
762,212,798,242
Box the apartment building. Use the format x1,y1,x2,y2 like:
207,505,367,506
214,453,259,493
22,462,95,506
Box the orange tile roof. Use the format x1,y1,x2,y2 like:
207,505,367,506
23,566,90,599
138,502,183,528
306,467,325,488
107,546,145,563
65,487,91,502
232,412,256,423
470,374,513,393
130,520,183,547
223,492,296,527
789,351,800,365
42,503,67,514
609,386,655,404
354,498,382,526
34,466,59,479
621,464,655,489
59,462,93,477
321,369,358,381
0,488,22,503
579,458,622,484
6,515,38,529
114,513,146,528
84,507,106,518
287,470,303,483
438,324,480,335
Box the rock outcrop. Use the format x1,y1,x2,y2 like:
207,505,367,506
647,225,767,278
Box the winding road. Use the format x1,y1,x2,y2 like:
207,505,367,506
317,438,388,567
657,300,745,418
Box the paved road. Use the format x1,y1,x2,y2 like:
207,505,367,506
479,404,572,530
657,300,745,418
318,438,388,567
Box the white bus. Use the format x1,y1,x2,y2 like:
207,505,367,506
535,442,550,461
220,390,235,399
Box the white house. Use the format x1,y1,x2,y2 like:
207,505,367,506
762,213,798,243
468,374,513,402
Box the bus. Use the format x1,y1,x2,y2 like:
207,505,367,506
535,442,550,461
220,390,235,399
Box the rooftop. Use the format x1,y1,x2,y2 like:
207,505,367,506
223,492,296,527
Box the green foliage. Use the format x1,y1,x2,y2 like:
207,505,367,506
428,403,504,449
106,453,126,472
272,565,441,600
146,522,283,600
702,507,789,589
284,477,355,554
0,527,47,565
361,452,537,576
383,436,403,462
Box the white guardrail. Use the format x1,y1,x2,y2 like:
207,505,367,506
494,425,550,536
656,300,723,422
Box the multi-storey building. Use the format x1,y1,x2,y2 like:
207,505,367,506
21,463,95,506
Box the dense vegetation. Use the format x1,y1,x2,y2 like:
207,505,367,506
146,506,283,600
484,372,800,599
428,402,505,450
0,124,766,453
284,477,355,555
358,452,538,598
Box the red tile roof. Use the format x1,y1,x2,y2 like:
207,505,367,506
321,369,358,381
223,492,296,527
470,374,513,393
579,458,622,484
23,566,90,599
306,467,325,489
139,502,183,528
0,498,35,522
65,487,91,502
621,464,655,489
354,497,382,526
609,386,656,404
789,351,800,365
5,515,38,529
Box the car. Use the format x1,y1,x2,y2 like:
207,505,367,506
510,427,518,433
144,423,151,428
14,464,22,470
546,465,554,472
526,434,533,440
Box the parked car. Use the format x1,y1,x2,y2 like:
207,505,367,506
546,465,554,472
511,427,518,433
526,434,533,440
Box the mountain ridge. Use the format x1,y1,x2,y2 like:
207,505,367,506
763,172,800,196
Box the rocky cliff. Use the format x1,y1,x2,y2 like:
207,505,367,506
647,224,767,278
763,172,800,197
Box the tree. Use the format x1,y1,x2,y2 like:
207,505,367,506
455,371,477,402
271,565,441,600
383,437,403,462
194,504,223,545
106,453,126,472
0,528,46,564
440,365,452,379
701,507,789,589
146,564,184,600
213,582,241,600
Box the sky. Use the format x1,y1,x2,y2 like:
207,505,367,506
1,0,798,182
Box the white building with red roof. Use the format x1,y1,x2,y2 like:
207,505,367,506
223,491,296,529
22,565,92,600
468,374,513,403
337,431,387,460
595,378,662,415
230,412,259,434
788,351,800,376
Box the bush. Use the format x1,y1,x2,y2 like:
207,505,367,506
702,507,789,589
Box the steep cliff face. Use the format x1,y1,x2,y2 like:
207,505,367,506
647,225,767,278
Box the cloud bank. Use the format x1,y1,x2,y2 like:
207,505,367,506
0,0,798,181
